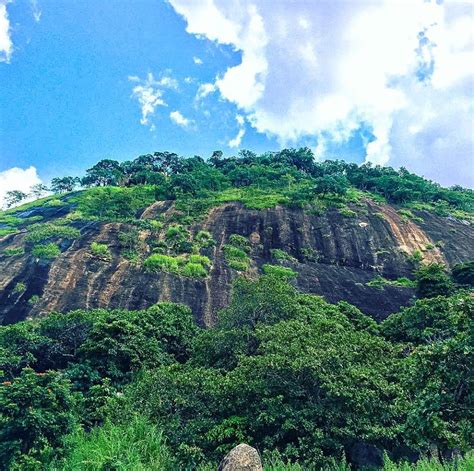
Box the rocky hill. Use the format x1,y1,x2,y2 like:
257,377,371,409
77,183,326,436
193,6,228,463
1,192,473,326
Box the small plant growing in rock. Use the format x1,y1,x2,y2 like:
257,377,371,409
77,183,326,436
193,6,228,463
12,282,26,295
228,234,251,252
90,242,112,261
339,207,357,218
32,243,61,260
270,248,297,262
28,295,40,305
2,247,25,257
262,264,297,278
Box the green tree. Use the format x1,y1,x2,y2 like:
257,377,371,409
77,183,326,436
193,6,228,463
0,368,78,469
4,190,28,208
50,176,79,193
415,263,453,298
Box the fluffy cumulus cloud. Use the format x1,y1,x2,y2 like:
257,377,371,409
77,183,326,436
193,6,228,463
169,0,474,187
129,73,178,129
0,166,42,208
0,0,13,62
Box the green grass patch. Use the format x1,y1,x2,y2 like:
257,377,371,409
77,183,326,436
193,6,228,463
262,264,297,278
367,275,416,289
25,223,81,243
270,248,297,262
12,282,26,294
338,207,357,218
1,247,25,257
90,242,112,261
32,243,61,260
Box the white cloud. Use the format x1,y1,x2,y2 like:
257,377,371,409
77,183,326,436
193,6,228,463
31,0,41,22
170,110,192,127
0,166,42,208
169,0,474,187
0,0,13,63
129,72,178,128
196,82,216,100
193,56,203,65
228,114,245,148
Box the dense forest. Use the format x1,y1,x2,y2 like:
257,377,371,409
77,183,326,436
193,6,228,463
0,148,473,469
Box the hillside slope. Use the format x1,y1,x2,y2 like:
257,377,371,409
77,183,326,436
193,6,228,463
1,194,473,325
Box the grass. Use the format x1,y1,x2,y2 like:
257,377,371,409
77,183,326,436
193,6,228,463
12,282,27,294
223,244,251,272
50,416,176,471
32,243,61,260
366,276,416,289
270,248,297,262
338,207,357,218
1,247,25,257
262,264,297,278
25,223,81,243
90,242,112,261
144,253,210,278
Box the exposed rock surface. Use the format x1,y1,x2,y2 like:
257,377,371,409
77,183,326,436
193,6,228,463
218,444,262,471
1,199,473,325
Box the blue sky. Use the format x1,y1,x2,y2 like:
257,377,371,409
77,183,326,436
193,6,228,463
0,0,473,204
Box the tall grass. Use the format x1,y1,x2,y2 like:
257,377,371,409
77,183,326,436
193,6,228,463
50,416,176,470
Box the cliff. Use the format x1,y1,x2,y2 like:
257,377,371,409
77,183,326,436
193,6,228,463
1,197,473,326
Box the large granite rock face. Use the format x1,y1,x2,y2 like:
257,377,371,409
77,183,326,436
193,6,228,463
1,200,474,325
218,444,262,471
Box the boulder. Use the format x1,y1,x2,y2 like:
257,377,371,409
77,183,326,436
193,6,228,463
218,444,263,471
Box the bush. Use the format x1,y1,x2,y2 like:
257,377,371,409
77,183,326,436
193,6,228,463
28,295,40,306
144,254,181,274
338,207,357,218
182,262,208,278
223,244,250,272
270,248,296,262
90,242,112,261
32,243,61,260
188,254,211,267
12,282,26,294
262,264,297,278
415,263,453,298
0,368,78,469
228,234,251,252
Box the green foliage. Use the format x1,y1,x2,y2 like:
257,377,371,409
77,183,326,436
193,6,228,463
270,248,297,262
144,253,210,278
75,186,157,220
367,276,416,289
182,262,208,278
338,207,357,218
53,416,176,470
398,209,424,223
28,295,40,306
228,234,251,252
0,368,78,469
407,249,424,265
12,282,26,295
32,243,61,260
90,242,112,261
381,291,472,345
262,264,297,278
1,247,25,257
144,253,182,274
25,223,80,243
415,263,453,298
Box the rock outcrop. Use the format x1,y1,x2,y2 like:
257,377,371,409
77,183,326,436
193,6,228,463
218,444,262,471
1,199,473,325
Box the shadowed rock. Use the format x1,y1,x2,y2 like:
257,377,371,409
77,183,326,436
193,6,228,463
218,444,262,471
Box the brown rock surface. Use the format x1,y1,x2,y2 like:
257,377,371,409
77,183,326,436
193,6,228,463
1,200,473,325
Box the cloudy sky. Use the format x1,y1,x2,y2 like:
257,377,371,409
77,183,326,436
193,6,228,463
0,0,473,205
